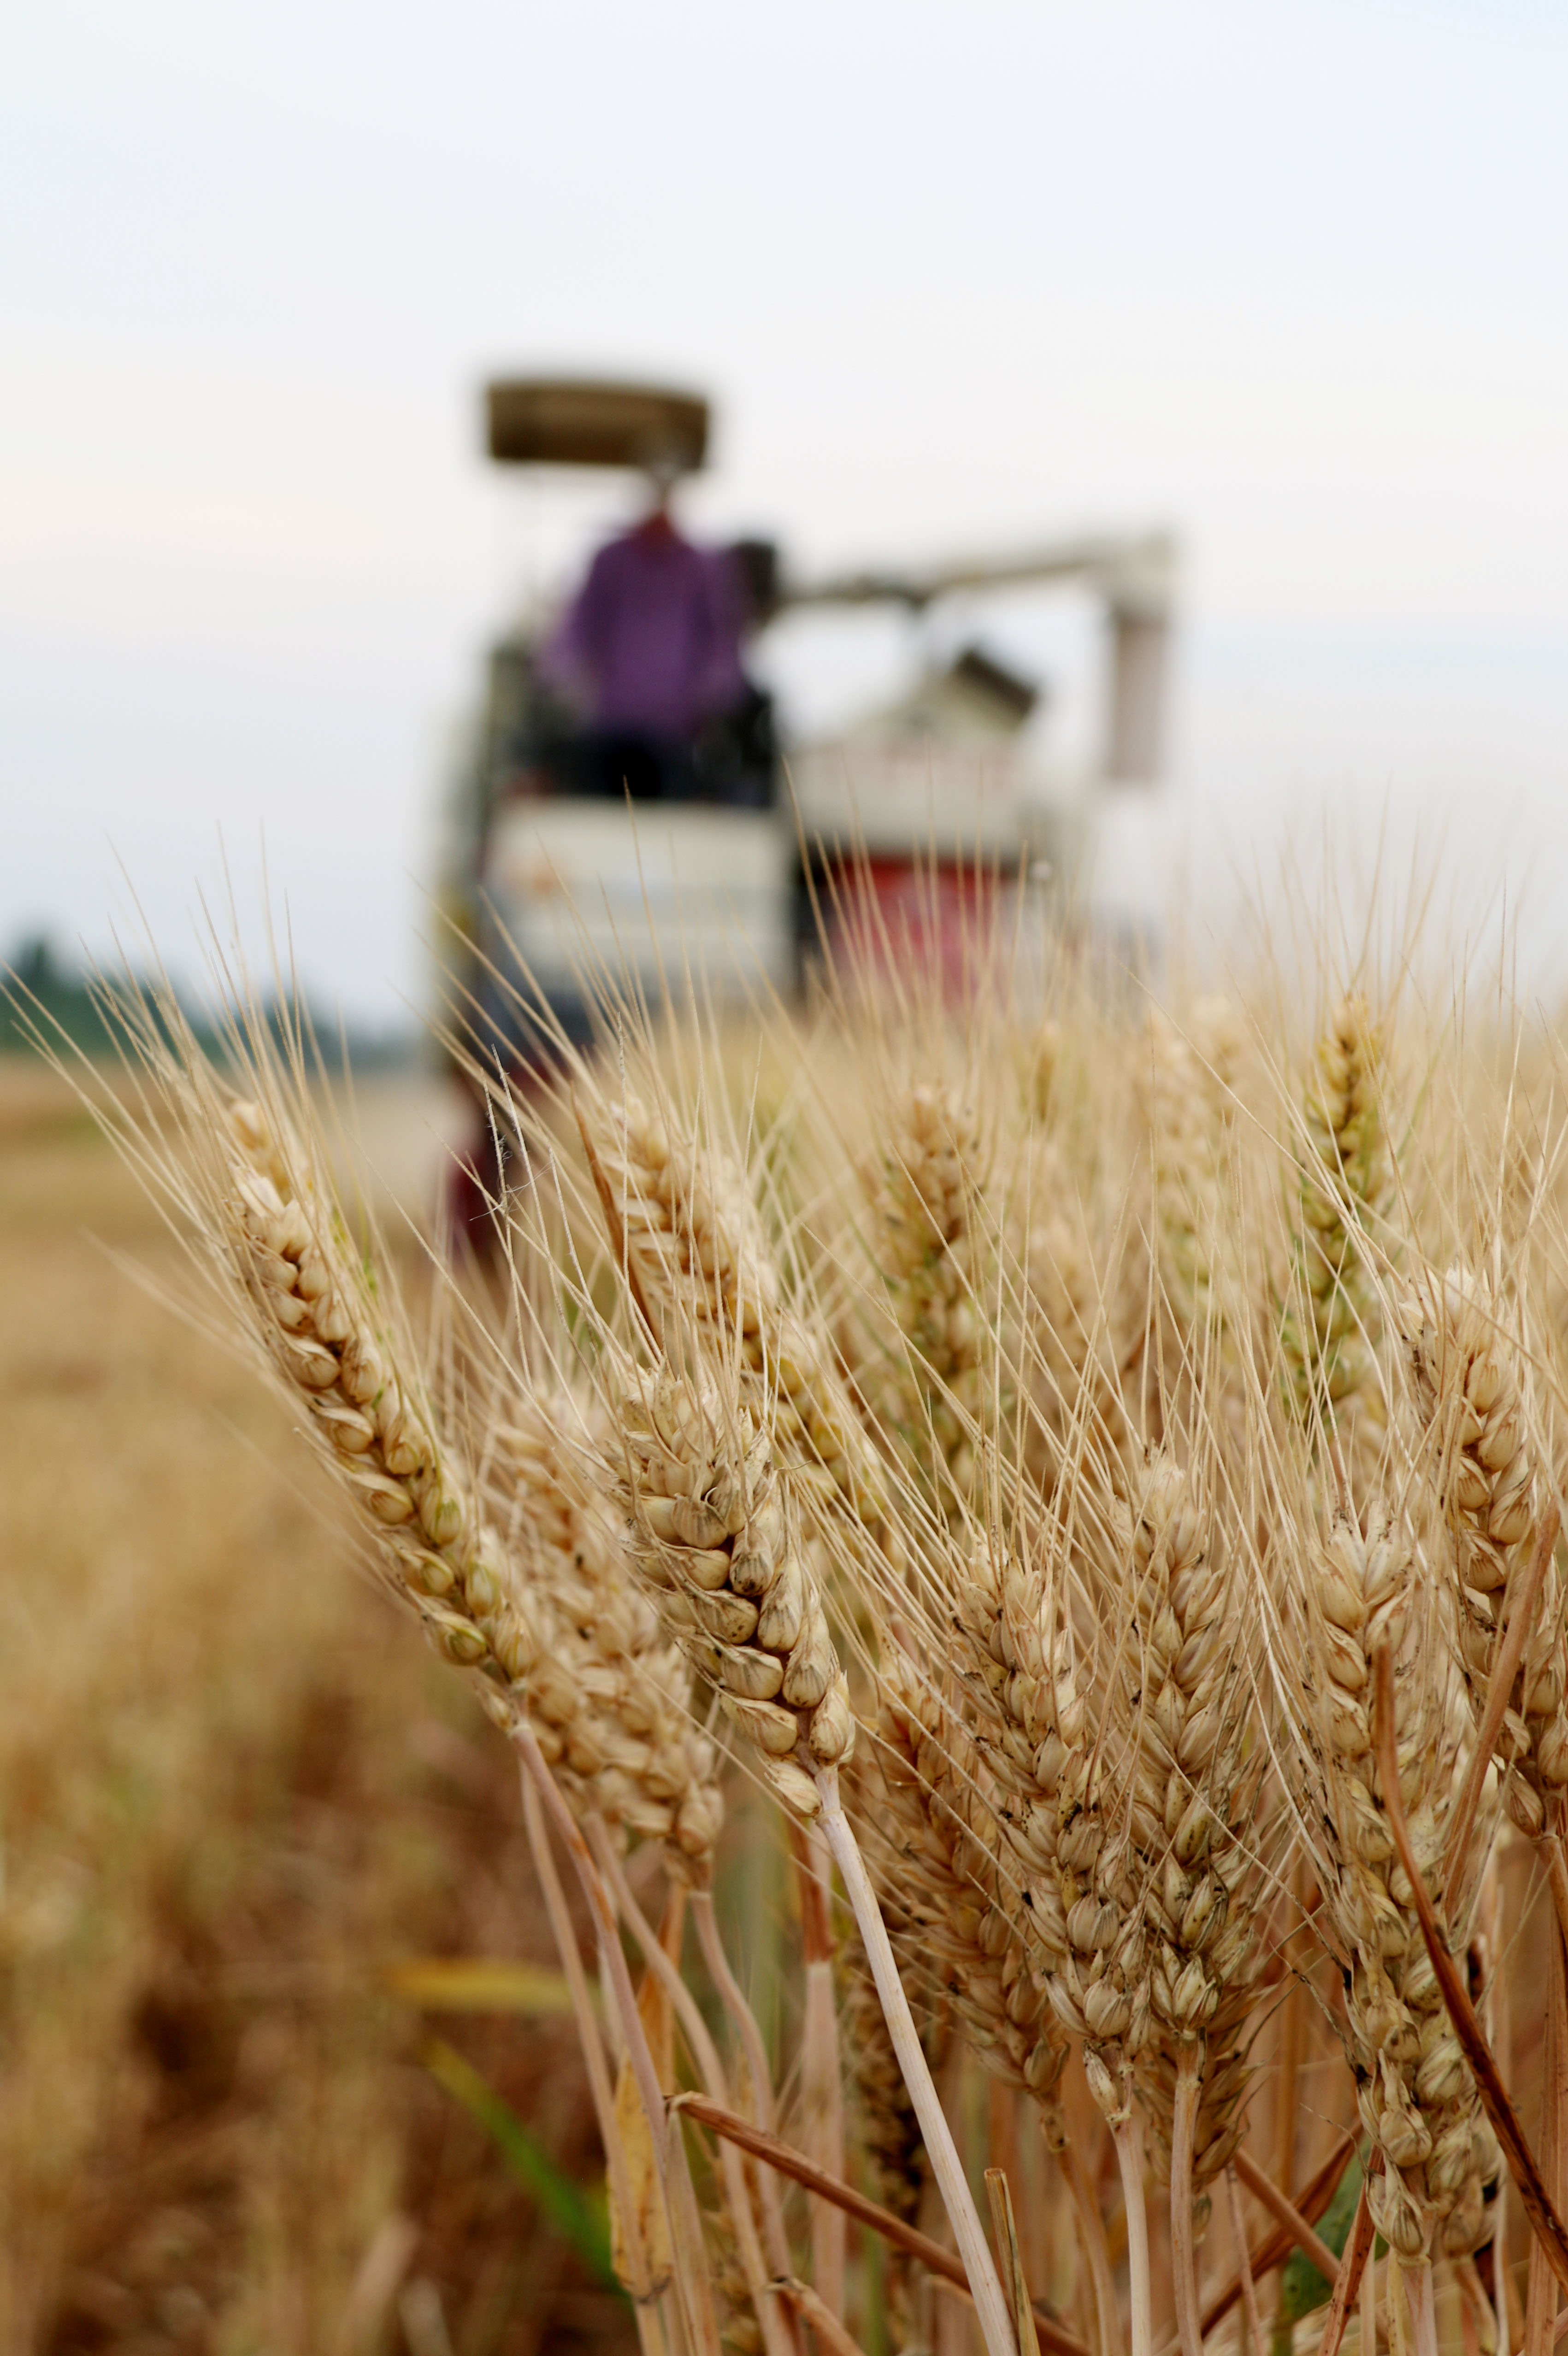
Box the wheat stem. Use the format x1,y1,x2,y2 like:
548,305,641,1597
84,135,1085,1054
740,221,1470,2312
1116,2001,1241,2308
771,2277,869,2356
587,1828,802,2356
514,1727,725,2356
1410,2262,1440,2356
665,2111,726,2356
1233,2149,1343,2281
1543,1835,1568,1958
1113,2109,1154,2356
814,1765,1020,2356
1391,2255,1409,2356
514,1726,668,2175
519,1767,665,2345
1169,2047,1204,2356
691,1888,802,2301
986,2167,1045,2356
1052,2137,1116,2356
1153,2133,1358,2356
802,1958,847,2315
1481,1855,1513,2356
692,1891,779,2142
1528,1909,1568,2356
788,1822,847,2314
517,1765,625,2182
1225,2164,1265,2356
586,1822,800,2356
1459,2259,1499,2356
1316,2175,1377,2356
676,2092,1087,2356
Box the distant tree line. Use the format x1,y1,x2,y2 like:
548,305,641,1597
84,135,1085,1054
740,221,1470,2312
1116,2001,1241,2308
2,935,418,1073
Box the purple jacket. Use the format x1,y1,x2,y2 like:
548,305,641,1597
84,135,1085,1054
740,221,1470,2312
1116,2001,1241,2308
542,521,745,738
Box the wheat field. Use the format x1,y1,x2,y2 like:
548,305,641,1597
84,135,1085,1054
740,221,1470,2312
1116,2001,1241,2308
13,897,1568,2356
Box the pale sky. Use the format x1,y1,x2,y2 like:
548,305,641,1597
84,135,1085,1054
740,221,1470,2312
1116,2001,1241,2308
5,0,1568,1018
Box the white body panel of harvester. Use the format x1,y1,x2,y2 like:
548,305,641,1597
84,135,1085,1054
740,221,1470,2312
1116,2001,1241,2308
485,798,796,1003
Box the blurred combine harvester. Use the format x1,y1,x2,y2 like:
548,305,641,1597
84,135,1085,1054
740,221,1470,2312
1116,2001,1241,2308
441,375,1177,1066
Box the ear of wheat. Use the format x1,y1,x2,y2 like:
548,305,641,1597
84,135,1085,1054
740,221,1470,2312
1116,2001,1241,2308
226,1084,738,1892
1142,1000,1241,1361
1405,1262,1568,1839
866,1642,1067,2105
1274,1482,1501,2325
488,1398,726,1873
1123,1451,1270,2341
853,1079,994,1520
608,1360,853,1825
1281,995,1391,1473
576,1080,880,1519
212,1091,539,1707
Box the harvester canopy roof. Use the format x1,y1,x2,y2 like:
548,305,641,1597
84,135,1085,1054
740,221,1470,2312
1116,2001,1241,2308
484,378,709,473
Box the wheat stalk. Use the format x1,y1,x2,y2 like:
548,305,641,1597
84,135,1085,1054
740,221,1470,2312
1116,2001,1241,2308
837,1916,930,2338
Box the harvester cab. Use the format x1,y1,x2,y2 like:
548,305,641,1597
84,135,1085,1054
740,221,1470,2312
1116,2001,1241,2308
440,373,1177,1071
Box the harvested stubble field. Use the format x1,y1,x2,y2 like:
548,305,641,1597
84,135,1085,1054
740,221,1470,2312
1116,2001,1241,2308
13,914,1568,2356
0,1059,640,2354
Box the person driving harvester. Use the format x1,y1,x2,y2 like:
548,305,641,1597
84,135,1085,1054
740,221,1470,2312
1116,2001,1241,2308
540,449,752,804
451,446,761,1248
